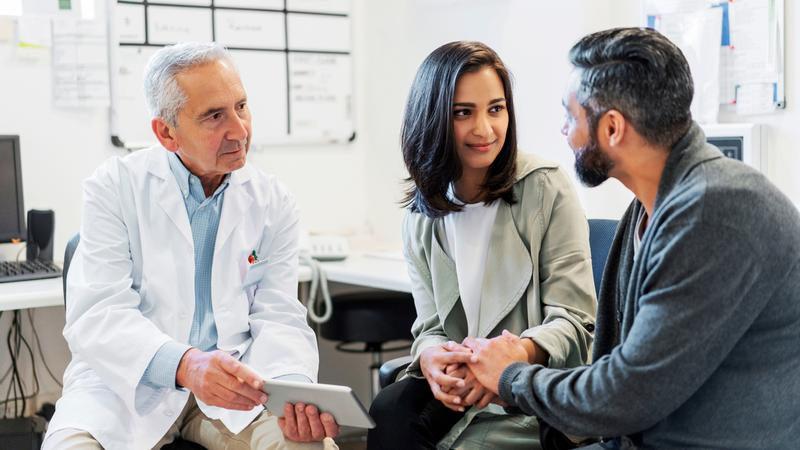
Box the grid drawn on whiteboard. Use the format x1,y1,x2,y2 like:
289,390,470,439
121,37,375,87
110,0,354,149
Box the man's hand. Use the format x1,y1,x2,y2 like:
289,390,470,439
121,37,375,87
278,402,339,442
444,363,498,410
463,330,530,396
419,342,478,412
439,341,498,410
176,348,267,411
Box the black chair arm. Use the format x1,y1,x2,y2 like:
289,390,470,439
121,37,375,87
62,233,80,304
378,355,413,389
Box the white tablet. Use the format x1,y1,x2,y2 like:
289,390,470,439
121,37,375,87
261,378,375,429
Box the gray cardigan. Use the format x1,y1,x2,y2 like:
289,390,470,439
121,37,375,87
499,123,800,449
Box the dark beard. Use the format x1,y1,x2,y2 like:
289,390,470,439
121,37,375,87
574,135,613,187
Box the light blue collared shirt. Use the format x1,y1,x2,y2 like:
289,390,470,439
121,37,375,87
141,152,229,388
141,153,311,389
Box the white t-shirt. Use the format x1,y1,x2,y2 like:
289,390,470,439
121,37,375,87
442,188,500,336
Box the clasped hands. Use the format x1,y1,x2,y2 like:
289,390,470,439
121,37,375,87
177,348,339,443
419,330,533,412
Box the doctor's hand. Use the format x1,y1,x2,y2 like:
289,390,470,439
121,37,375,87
176,348,267,411
419,342,478,412
463,331,530,396
278,402,339,442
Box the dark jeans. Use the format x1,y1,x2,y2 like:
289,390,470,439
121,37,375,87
367,377,466,450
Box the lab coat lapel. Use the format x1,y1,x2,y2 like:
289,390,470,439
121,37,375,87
214,165,253,257
147,150,193,246
477,203,532,337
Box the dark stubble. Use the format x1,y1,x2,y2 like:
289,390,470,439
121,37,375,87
574,131,614,187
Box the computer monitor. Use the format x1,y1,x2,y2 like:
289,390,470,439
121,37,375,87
702,123,766,172
0,135,25,243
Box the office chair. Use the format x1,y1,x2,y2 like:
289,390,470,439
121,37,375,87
586,219,618,298
62,233,206,450
377,218,620,389
317,289,417,399
61,233,80,303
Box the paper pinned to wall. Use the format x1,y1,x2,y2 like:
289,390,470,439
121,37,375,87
736,82,776,115
52,18,109,107
15,15,51,61
646,0,784,118
652,7,722,124
644,0,714,15
22,0,60,15
0,17,15,43
729,0,775,80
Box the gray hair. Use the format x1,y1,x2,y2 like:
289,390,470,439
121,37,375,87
143,42,234,127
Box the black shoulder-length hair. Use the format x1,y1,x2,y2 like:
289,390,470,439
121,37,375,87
401,41,518,218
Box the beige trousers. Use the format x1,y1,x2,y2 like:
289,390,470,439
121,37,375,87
42,396,338,450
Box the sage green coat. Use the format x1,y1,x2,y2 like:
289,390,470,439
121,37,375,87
402,153,597,449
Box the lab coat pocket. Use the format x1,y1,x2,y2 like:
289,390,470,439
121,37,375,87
243,259,268,287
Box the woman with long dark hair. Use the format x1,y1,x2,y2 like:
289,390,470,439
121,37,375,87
367,41,597,449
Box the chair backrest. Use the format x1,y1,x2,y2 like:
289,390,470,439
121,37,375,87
588,219,618,298
63,233,80,305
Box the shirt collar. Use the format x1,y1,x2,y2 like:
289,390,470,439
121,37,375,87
167,152,230,202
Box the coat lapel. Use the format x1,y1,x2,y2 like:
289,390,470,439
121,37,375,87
214,165,253,257
428,219,468,338
147,150,193,246
476,203,533,337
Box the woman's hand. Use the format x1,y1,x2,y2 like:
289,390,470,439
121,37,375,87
441,341,498,410
419,342,477,412
445,363,499,410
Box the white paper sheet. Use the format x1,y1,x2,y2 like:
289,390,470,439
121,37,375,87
736,82,775,115
655,7,722,124
647,0,784,112
52,18,109,107
22,0,59,15
0,16,15,43
15,15,51,62
644,0,713,15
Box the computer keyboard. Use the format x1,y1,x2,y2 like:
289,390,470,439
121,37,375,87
0,260,62,283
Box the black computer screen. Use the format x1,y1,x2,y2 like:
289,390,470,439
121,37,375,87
0,136,25,243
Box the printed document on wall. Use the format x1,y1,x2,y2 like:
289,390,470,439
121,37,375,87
52,18,109,107
736,82,776,115
16,15,51,62
726,0,782,114
654,7,722,124
646,0,784,116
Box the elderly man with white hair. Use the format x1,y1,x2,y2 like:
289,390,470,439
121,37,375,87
43,42,339,450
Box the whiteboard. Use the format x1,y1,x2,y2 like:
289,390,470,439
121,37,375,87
108,0,354,149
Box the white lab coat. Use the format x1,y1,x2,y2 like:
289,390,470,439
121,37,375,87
46,147,319,450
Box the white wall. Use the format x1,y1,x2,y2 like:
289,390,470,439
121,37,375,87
2,0,799,413
361,0,642,245
360,0,800,242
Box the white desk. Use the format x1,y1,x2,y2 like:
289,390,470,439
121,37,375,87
0,253,409,312
0,277,63,311
0,269,313,312
319,252,411,293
